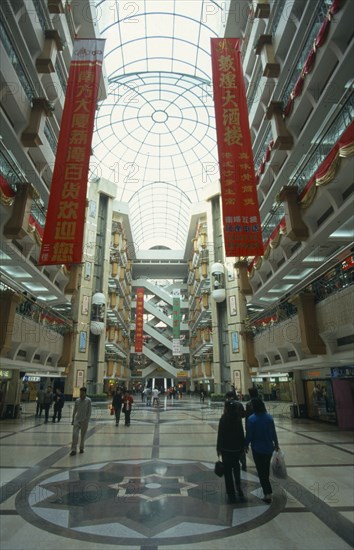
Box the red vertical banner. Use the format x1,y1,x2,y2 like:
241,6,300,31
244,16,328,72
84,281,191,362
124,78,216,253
211,38,263,257
39,39,105,265
135,288,144,353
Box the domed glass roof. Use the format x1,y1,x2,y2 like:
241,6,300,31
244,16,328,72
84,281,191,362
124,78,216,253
92,1,227,250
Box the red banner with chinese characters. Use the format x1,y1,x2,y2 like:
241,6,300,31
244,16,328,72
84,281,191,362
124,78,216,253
134,288,144,353
39,38,105,265
211,38,263,257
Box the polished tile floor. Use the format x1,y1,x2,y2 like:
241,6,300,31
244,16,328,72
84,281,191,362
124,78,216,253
0,396,353,550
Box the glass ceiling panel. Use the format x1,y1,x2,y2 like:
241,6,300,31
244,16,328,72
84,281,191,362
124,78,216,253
93,0,229,250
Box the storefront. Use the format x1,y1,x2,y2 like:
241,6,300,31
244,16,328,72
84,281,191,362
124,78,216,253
287,367,354,427
304,379,336,423
330,366,354,429
251,374,292,401
0,368,21,419
22,374,66,401
0,368,13,418
103,378,118,396
21,375,41,402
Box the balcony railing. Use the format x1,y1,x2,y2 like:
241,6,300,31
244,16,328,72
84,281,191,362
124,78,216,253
280,0,333,109
259,93,354,245
247,258,354,335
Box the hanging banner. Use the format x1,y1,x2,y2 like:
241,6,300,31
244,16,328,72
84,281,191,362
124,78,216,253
211,38,263,257
135,288,144,353
39,38,105,265
172,294,181,356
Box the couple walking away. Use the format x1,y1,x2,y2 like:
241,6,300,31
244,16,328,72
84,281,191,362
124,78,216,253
112,388,134,426
217,394,279,504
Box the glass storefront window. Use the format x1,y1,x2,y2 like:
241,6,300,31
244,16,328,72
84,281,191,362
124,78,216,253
304,380,337,424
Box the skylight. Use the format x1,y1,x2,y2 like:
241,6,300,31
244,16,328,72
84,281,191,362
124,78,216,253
92,1,228,250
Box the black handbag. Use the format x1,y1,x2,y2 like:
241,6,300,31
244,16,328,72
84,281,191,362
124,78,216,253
214,460,224,477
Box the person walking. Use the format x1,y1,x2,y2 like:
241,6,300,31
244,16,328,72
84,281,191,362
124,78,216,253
225,390,247,472
245,387,259,420
35,384,45,417
70,387,92,455
42,386,53,423
151,387,159,407
245,398,280,504
52,388,65,422
112,387,123,426
145,387,152,406
217,399,245,504
122,390,134,426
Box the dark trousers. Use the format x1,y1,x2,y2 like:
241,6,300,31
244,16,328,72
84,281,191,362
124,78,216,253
115,408,121,425
221,450,242,497
239,449,247,469
252,449,272,495
52,404,63,422
124,410,131,425
36,402,42,416
43,404,51,422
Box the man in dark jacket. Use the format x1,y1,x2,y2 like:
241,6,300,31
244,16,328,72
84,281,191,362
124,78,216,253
225,391,247,471
42,386,53,423
245,387,259,421
217,400,245,503
52,388,65,422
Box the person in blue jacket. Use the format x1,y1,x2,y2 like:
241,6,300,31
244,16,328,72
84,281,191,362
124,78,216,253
245,398,279,504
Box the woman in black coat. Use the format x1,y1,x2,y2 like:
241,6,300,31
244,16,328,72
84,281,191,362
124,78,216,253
216,399,245,503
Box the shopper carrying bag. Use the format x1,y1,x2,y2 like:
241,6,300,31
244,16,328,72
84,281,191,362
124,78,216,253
271,449,287,479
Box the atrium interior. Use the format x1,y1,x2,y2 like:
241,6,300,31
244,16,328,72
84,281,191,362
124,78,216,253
0,1,353,548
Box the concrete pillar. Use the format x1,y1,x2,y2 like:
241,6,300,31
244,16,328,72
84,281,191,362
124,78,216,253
3,184,36,240
278,186,309,241
291,292,326,355
235,260,253,295
266,101,293,150
0,290,21,356
255,35,280,78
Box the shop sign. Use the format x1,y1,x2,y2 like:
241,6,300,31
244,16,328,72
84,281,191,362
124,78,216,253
172,339,181,355
307,371,321,377
302,368,331,379
331,366,354,377
177,371,187,377
23,375,40,382
233,369,241,390
172,296,181,355
0,369,12,379
135,288,144,353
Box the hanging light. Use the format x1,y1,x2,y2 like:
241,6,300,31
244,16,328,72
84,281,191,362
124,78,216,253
90,320,105,335
90,292,106,334
212,288,226,302
211,263,226,302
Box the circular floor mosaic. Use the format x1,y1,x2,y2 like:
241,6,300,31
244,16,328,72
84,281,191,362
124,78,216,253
16,459,285,545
